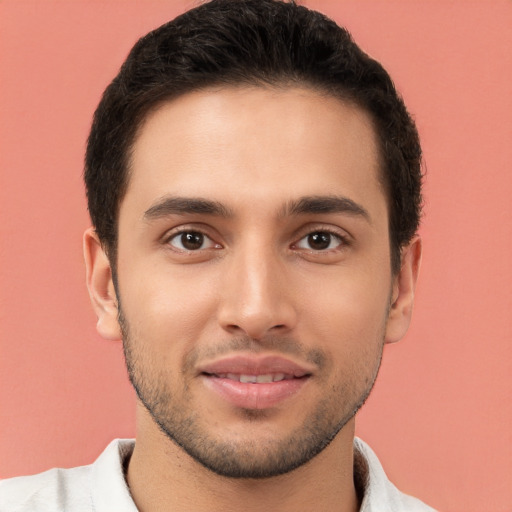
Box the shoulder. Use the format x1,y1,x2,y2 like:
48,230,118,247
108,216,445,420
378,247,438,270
0,464,92,512
354,438,437,512
0,439,136,512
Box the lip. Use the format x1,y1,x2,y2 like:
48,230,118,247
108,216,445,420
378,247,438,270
198,355,314,410
199,354,316,376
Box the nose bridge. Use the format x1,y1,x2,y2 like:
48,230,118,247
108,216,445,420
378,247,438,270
218,232,295,338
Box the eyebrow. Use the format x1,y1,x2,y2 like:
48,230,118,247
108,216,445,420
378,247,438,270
143,194,370,223
284,195,371,223
144,196,233,220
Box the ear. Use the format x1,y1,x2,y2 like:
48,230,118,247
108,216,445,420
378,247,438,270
83,227,122,341
385,236,422,344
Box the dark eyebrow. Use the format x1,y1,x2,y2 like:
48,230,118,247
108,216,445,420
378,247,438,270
284,195,371,223
143,196,233,220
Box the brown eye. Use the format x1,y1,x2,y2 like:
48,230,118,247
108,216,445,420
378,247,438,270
169,231,215,251
181,232,204,250
308,232,331,250
296,231,343,251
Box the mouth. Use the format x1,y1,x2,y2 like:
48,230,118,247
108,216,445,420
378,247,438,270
205,372,299,383
198,355,313,410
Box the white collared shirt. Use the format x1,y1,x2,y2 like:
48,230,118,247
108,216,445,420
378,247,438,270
0,438,436,511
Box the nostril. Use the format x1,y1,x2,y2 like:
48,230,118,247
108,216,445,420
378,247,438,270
224,324,243,333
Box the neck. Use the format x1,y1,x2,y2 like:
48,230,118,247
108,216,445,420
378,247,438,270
126,406,360,512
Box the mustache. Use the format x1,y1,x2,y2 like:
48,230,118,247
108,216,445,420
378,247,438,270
119,305,329,372
183,335,328,371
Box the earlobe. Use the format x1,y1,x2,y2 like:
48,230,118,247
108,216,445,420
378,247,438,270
385,236,422,344
83,227,122,341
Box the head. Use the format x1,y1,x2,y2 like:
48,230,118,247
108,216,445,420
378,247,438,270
84,0,422,480
85,0,422,276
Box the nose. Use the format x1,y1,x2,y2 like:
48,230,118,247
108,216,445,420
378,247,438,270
217,240,298,340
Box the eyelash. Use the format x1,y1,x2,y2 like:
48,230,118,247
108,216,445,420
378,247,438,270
165,228,220,252
293,229,350,252
163,226,351,254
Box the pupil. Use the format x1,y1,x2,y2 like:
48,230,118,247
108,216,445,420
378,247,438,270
182,232,203,250
308,232,330,250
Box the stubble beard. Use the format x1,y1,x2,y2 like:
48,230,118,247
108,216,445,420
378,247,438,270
118,307,385,479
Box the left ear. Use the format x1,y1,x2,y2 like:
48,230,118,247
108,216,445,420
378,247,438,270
385,236,422,344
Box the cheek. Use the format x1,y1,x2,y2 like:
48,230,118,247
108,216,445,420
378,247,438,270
299,267,391,353
118,261,222,344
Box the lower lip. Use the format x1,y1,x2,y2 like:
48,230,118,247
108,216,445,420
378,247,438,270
201,375,309,410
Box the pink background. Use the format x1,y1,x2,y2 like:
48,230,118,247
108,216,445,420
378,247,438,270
1,1,511,510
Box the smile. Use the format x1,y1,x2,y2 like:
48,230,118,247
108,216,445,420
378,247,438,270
207,373,294,383
198,355,314,409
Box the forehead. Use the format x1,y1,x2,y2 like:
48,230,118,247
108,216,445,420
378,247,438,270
123,86,385,219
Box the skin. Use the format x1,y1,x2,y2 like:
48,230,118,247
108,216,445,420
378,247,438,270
84,86,421,512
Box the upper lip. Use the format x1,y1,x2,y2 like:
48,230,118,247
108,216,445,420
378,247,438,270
198,355,315,378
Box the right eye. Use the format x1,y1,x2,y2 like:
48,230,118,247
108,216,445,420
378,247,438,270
167,231,219,251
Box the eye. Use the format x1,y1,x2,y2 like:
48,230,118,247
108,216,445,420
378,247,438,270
168,231,219,251
295,231,344,251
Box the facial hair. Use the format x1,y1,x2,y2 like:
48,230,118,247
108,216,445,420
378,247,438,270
118,305,385,479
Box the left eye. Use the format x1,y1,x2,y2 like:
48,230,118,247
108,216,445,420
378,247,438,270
295,231,343,251
168,231,218,251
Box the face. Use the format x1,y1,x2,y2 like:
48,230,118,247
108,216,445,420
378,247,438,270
87,86,417,478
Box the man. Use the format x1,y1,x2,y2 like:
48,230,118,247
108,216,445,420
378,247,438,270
0,0,435,510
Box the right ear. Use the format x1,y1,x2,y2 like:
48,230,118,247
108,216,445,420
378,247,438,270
83,227,122,341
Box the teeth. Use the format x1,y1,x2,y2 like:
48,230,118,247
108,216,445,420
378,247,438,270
239,375,258,383
219,373,289,383
256,374,272,383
